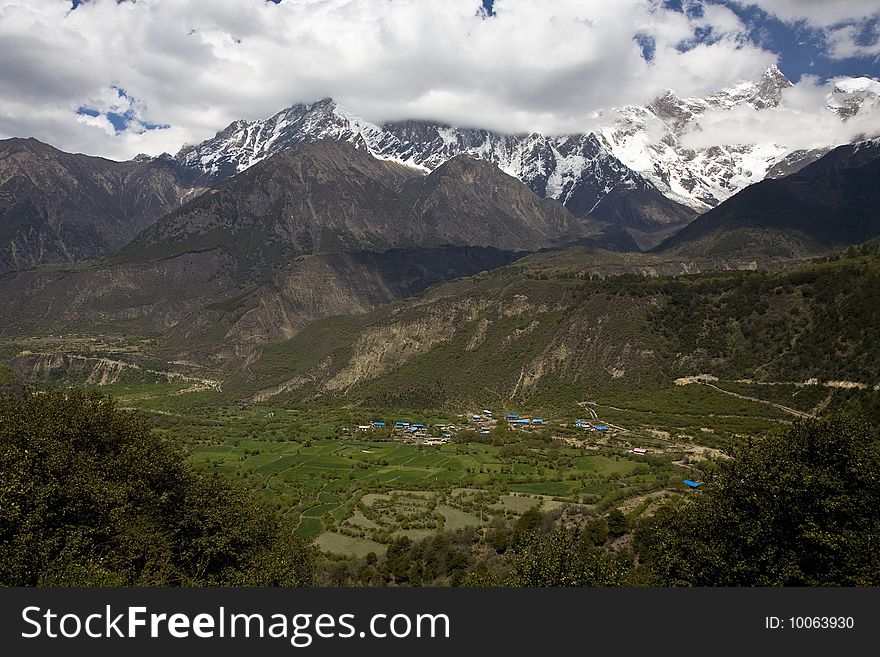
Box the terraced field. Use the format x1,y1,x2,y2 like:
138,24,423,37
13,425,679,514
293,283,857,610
183,427,688,556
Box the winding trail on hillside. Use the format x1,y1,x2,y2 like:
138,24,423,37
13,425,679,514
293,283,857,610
691,381,813,418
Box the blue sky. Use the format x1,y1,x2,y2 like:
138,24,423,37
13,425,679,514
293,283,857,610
2,0,878,159
702,1,880,81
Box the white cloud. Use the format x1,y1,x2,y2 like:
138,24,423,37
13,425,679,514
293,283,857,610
0,0,872,161
727,1,880,27
827,22,880,59
680,75,880,150
0,0,781,159
726,0,880,61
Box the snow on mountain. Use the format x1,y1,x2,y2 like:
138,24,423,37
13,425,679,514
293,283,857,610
173,66,880,220
174,100,662,223
827,77,880,120
597,66,880,211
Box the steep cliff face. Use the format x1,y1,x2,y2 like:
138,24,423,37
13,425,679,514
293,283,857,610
0,138,203,272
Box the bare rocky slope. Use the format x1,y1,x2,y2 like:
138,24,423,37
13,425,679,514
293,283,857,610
225,241,880,413
0,138,202,273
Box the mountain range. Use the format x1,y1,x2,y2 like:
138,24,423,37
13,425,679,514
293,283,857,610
174,101,695,234
125,141,586,274
174,66,878,215
2,66,878,275
1,64,880,398
0,140,594,359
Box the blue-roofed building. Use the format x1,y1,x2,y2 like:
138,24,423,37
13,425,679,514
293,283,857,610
394,421,410,426
372,421,386,427
531,419,544,424
683,479,701,489
412,424,425,428
514,419,530,424
506,413,519,419
575,419,587,425
595,425,608,431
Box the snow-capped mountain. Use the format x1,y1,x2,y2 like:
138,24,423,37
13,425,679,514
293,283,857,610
174,66,880,222
827,76,880,119
175,99,692,230
597,67,880,210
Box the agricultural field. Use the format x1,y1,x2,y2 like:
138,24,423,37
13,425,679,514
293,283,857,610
5,343,854,558
69,379,768,556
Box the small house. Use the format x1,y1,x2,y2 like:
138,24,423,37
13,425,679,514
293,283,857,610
683,479,701,489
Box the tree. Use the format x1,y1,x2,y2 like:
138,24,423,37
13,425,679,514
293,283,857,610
583,518,609,546
0,388,315,586
505,529,631,587
385,535,412,583
515,507,544,536
640,416,880,586
606,509,628,538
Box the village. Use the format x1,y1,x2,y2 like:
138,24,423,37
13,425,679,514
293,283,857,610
353,407,619,446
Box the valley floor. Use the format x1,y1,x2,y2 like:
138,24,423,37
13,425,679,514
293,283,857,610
2,352,846,559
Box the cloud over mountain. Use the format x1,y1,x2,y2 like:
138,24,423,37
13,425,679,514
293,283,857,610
0,0,877,161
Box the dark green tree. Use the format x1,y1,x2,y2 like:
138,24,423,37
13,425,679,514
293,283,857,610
505,529,631,587
606,509,628,538
0,388,315,586
640,416,880,586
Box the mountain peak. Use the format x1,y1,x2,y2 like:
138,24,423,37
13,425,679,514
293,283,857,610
832,76,880,95
301,96,340,115
754,64,792,103
436,152,495,172
761,64,790,84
